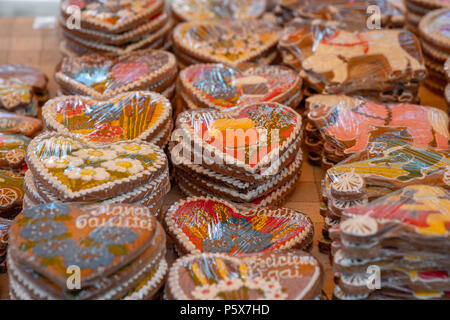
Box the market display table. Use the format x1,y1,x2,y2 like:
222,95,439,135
0,17,446,300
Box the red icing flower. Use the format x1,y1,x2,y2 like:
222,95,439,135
111,62,148,84
55,100,86,116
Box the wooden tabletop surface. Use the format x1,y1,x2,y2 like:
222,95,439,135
0,17,446,300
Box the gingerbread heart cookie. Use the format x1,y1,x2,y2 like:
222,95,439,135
60,0,165,34
179,64,302,110
55,50,177,99
165,197,313,256
26,132,167,202
8,202,165,297
419,8,450,51
166,250,323,300
0,113,42,137
43,92,172,145
0,170,24,215
174,103,302,176
0,133,29,170
171,0,267,21
173,20,281,67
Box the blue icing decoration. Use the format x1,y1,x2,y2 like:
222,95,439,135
32,238,77,258
74,67,108,86
19,220,67,242
88,227,138,246
22,203,70,220
63,245,115,270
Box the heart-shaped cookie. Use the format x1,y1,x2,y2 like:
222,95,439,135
9,202,161,290
174,103,302,175
0,113,42,137
0,133,30,170
166,250,323,300
171,0,267,21
0,170,23,212
26,132,167,202
165,197,313,256
43,92,172,144
173,20,281,67
55,50,177,99
179,64,302,110
60,0,165,34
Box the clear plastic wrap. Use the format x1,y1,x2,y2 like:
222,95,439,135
274,0,404,27
8,202,167,300
172,20,282,67
42,91,172,147
166,250,324,300
178,63,302,111
55,50,177,99
171,0,267,21
330,184,450,300
305,95,450,161
279,20,426,100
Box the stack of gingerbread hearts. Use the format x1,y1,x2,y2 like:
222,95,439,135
330,185,450,300
8,202,168,300
318,139,450,253
172,19,281,69
279,20,426,102
405,0,449,34
22,132,170,220
171,0,267,22
59,0,174,56
303,95,450,168
175,63,303,116
170,102,303,208
0,217,12,272
418,8,450,94
42,91,173,149
0,64,49,117
165,250,324,300
55,50,178,100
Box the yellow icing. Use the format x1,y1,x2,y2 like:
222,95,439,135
414,291,442,298
239,263,248,281
208,118,255,138
215,258,229,280
191,263,207,285
417,212,450,236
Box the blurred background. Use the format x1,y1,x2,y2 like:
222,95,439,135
0,0,59,16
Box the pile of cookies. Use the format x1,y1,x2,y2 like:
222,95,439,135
8,202,168,300
0,65,49,117
59,0,173,55
405,0,449,34
175,63,303,115
279,20,426,102
303,95,450,168
418,8,450,94
22,132,170,220
55,50,178,100
331,185,450,300
172,19,281,69
170,102,303,208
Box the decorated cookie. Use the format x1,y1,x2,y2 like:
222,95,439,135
42,92,172,144
26,132,167,202
173,20,281,67
174,103,302,177
8,202,167,299
0,170,24,215
0,113,42,137
0,133,30,170
60,0,165,34
55,50,177,99
419,8,450,51
306,95,450,155
179,64,302,110
171,0,267,21
165,197,313,256
166,250,323,300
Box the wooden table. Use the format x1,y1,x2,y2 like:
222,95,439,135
0,17,446,300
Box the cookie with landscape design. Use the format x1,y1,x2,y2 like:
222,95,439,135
0,113,42,137
179,64,302,110
8,202,168,299
60,0,165,34
173,20,281,67
165,197,313,256
173,103,302,180
42,91,172,146
55,50,177,99
166,250,323,300
171,0,267,21
26,132,167,202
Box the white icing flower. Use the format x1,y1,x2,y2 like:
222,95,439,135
72,149,118,161
215,278,243,292
191,283,219,300
101,159,144,174
262,290,288,300
112,143,154,155
40,137,82,151
44,156,84,169
64,166,110,181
